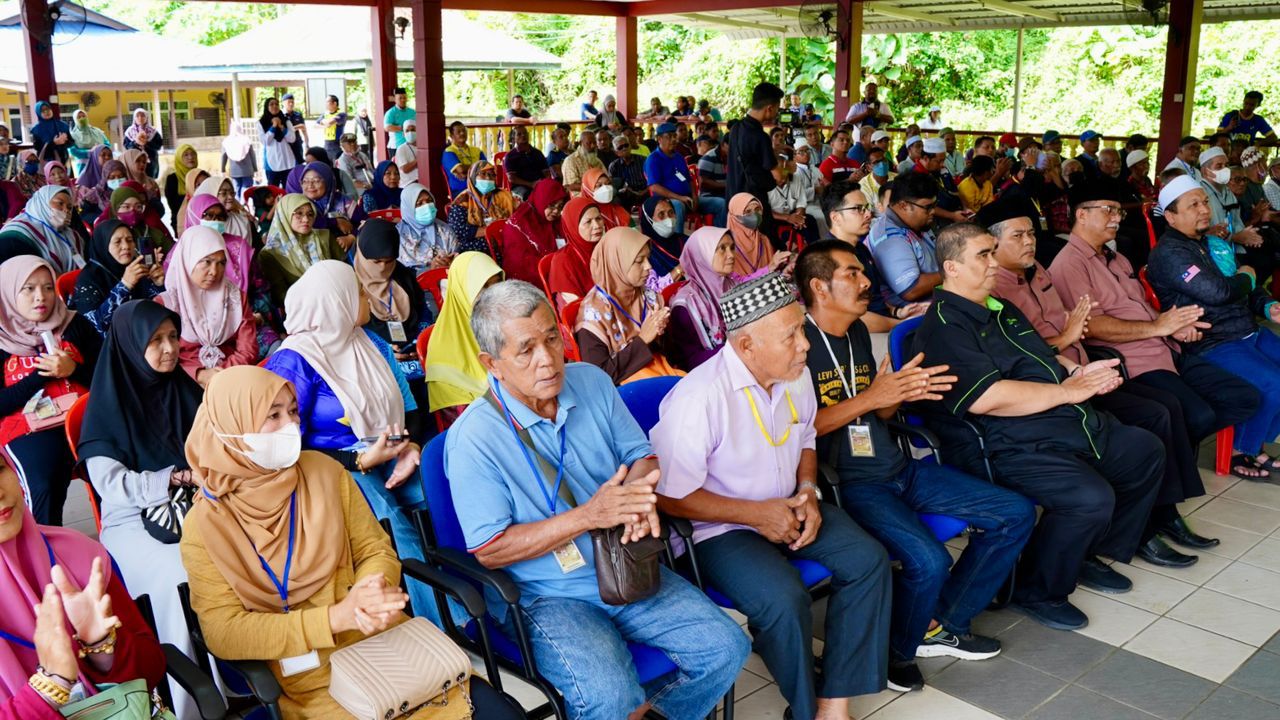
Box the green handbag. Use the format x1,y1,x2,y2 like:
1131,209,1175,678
58,679,176,720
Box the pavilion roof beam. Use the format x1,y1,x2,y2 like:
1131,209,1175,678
974,0,1061,22
680,11,790,33
865,3,957,25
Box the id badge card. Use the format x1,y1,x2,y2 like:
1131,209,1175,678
72,253,85,268
674,171,687,182
552,541,587,573
848,424,875,457
280,650,320,677
387,320,408,343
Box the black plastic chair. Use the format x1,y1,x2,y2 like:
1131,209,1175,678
134,593,228,720
176,583,284,720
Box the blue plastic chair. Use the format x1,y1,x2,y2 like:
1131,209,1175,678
417,431,682,720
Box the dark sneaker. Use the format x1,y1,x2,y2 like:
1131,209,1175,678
887,661,924,692
915,628,1002,660
1078,556,1132,594
1011,599,1089,631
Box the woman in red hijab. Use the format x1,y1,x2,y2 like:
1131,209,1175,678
547,196,606,310
498,178,567,286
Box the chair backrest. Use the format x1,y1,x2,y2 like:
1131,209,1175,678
1138,266,1161,311
56,269,81,304
888,314,925,371
369,208,401,222
537,253,555,298
561,298,582,328
419,432,470,553
617,376,682,435
65,393,90,461
484,219,505,260
418,267,449,311
493,152,511,190
416,324,434,360
660,280,686,305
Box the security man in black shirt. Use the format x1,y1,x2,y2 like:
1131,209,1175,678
911,223,1163,633
727,82,784,244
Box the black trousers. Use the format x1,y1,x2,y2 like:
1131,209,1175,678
1133,352,1261,444
1093,383,1203,510
990,421,1164,603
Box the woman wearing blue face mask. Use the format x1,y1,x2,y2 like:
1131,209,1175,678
14,150,46,199
446,160,515,257
396,183,457,272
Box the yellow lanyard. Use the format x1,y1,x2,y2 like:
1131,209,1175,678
743,387,797,447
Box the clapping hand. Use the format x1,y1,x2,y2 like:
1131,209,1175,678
51,559,119,651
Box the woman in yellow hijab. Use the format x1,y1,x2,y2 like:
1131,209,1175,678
260,193,345,306
423,251,503,421
164,143,200,235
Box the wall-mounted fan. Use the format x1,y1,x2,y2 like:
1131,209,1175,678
79,91,101,108
798,1,846,49
21,0,88,46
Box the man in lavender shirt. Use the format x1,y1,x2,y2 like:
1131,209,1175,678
651,273,892,720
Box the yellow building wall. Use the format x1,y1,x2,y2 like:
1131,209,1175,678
0,87,244,146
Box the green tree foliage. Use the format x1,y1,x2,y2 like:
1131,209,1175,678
84,0,278,46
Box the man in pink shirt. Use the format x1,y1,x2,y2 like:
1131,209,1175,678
651,273,892,720
992,200,1258,569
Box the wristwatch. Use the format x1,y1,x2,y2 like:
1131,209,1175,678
799,481,823,502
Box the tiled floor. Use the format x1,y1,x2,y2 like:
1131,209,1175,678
60,450,1280,719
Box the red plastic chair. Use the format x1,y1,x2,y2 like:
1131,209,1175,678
484,220,505,261
417,268,448,311
64,394,102,534
416,324,434,361
686,166,714,231
493,151,511,191
537,253,555,298
560,298,582,362
368,208,401,222
1138,265,1233,475
56,269,81,304
661,280,686,305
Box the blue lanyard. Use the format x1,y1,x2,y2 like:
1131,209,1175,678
0,536,58,650
34,217,75,255
493,381,568,515
593,286,648,328
251,492,297,612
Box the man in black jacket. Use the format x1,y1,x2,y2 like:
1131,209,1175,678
1148,175,1280,478
728,82,784,243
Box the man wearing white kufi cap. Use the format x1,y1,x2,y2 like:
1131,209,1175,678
1148,174,1280,480
1197,146,1267,279
912,136,969,227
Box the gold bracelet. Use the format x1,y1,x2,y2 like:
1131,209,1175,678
354,451,367,474
29,673,71,706
75,625,117,658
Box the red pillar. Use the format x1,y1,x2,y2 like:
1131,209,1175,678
1157,0,1203,169
413,0,448,204
22,0,59,119
370,0,399,162
615,16,637,120
833,0,863,125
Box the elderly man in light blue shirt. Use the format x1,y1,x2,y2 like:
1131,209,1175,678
444,279,747,720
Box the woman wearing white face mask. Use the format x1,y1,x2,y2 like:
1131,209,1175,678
0,185,82,273
640,195,687,286
393,119,419,186
262,260,441,627
396,183,457,272
578,167,629,229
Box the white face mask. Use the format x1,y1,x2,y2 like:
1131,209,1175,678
47,209,68,230
591,185,615,204
217,423,302,470
404,131,417,143
1211,167,1232,185
652,217,676,238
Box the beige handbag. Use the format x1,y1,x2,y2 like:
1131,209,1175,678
328,617,473,720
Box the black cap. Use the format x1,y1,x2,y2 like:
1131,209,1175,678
1068,180,1118,210
977,196,1035,229
393,87,407,95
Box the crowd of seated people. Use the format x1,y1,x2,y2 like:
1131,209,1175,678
3,82,1280,720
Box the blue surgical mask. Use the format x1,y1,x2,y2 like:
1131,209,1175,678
475,178,497,194
414,202,437,225
107,178,125,191
200,219,227,234
23,161,37,175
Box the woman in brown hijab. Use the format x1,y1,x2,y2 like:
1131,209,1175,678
179,366,521,719
574,226,685,385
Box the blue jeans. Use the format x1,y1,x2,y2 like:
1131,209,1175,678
232,176,253,195
500,566,747,720
697,195,728,227
695,504,891,718
837,461,1035,663
1200,329,1280,455
348,464,446,626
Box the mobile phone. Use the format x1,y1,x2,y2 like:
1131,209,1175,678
142,252,155,266
40,331,58,355
360,434,409,444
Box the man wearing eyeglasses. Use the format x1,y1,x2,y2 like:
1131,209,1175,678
867,173,942,307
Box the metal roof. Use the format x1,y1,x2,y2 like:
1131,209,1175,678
183,6,563,76
647,0,1280,37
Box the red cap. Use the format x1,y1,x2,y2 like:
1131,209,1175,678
998,132,1018,147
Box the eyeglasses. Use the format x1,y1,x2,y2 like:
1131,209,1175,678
1079,204,1126,219
902,200,936,213
836,204,874,215
300,178,325,187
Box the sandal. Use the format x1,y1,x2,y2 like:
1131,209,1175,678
1230,453,1271,480
1255,454,1280,472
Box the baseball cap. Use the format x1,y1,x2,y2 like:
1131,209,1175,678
1042,130,1061,145
1080,129,1100,142
281,93,294,101
655,122,678,136
998,132,1017,146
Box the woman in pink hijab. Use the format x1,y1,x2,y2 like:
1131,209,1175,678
156,226,257,386
0,450,165,718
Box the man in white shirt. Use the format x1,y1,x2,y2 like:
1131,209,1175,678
845,82,894,129
394,118,419,185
